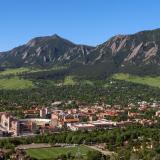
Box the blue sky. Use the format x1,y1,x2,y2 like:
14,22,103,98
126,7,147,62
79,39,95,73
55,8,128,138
0,0,160,51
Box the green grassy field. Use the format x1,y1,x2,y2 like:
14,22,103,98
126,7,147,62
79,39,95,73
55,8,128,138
0,77,34,89
0,67,30,76
0,66,68,90
113,73,160,88
0,66,67,76
26,145,92,160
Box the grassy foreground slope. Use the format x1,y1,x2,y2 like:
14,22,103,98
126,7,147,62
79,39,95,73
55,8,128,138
26,145,92,160
0,77,33,89
113,73,160,88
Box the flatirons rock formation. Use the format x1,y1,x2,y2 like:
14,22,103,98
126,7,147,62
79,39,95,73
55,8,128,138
0,29,160,76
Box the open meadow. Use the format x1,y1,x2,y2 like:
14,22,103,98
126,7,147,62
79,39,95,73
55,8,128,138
113,73,160,88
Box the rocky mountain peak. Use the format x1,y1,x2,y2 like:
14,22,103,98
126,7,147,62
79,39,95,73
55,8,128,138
26,34,63,47
0,28,160,75
51,34,61,39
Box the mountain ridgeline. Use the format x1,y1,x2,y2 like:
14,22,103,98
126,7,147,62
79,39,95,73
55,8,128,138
0,29,160,77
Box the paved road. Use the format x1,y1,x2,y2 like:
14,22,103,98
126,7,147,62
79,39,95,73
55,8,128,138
86,145,116,157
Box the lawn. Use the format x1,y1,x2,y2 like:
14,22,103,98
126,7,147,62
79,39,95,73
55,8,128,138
0,77,34,89
26,145,92,160
113,73,160,88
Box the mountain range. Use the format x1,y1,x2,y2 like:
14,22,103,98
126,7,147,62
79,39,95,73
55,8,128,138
0,28,160,77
